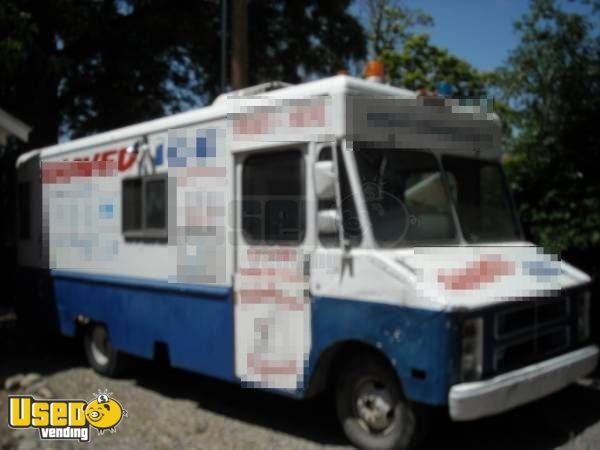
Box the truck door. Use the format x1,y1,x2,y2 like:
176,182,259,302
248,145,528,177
233,144,312,389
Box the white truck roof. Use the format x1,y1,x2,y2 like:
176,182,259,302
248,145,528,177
18,75,417,165
18,75,501,164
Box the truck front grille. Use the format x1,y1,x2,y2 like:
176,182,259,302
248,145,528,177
492,296,572,373
495,298,569,339
494,326,569,372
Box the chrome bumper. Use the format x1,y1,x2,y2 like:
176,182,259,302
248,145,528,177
449,345,599,421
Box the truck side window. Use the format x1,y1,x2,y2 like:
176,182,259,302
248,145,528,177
122,174,167,241
145,178,167,229
18,182,31,240
123,178,142,232
242,149,305,245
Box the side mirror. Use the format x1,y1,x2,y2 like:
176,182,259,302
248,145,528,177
314,160,336,200
317,209,339,235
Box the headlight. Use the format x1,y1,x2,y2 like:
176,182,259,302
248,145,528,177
577,291,591,342
461,318,484,382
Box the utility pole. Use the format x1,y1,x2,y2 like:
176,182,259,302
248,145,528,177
231,0,247,90
221,0,227,92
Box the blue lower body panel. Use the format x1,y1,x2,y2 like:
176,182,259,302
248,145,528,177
308,296,459,406
52,271,235,382
51,271,457,405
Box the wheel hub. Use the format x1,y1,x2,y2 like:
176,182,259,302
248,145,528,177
355,380,394,432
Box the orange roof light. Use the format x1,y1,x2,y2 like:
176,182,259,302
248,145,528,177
365,60,385,83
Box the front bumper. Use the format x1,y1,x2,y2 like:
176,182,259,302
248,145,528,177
449,345,599,421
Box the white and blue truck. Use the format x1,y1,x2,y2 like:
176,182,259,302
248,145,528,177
16,75,598,449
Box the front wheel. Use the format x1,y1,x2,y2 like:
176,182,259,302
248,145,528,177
84,323,129,377
336,356,426,450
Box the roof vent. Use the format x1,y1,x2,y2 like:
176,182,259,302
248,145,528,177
213,81,293,105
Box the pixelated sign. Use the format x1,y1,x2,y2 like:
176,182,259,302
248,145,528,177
167,127,228,285
346,97,501,153
228,96,334,142
43,161,120,269
234,246,311,389
411,246,562,305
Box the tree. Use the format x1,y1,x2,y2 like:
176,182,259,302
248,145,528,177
360,0,432,58
244,1,365,87
498,0,600,255
381,34,488,97
0,0,218,145
357,0,488,97
0,0,366,146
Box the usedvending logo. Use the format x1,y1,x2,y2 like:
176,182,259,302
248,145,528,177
8,389,127,442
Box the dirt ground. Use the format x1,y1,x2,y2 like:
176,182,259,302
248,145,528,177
1,310,600,450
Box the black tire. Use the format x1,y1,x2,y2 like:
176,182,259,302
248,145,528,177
336,356,426,450
84,323,128,377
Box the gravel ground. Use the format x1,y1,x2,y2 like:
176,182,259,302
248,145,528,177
1,311,600,450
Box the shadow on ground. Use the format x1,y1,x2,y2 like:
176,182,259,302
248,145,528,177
2,311,599,449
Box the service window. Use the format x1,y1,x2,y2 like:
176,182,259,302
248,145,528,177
123,178,142,232
122,174,167,241
145,178,167,229
242,149,305,245
18,182,31,240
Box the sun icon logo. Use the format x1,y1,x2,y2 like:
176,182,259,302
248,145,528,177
84,389,128,435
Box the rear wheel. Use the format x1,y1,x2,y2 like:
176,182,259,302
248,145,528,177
336,356,425,450
84,323,128,377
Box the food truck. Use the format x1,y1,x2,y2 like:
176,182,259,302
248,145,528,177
16,75,598,449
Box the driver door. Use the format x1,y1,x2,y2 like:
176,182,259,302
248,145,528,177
233,145,312,389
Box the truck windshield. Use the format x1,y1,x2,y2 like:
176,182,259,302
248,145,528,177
352,149,522,247
353,148,455,247
441,155,521,243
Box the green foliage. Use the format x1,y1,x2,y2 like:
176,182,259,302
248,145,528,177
360,0,488,97
246,1,366,88
499,0,600,255
0,0,365,146
0,0,217,145
362,0,432,58
381,34,488,97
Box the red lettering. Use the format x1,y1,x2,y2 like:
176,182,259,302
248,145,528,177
68,147,136,172
437,255,515,291
118,148,136,171
42,161,116,184
101,150,117,161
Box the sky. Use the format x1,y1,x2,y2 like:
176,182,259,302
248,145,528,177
355,0,592,72
401,0,528,71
